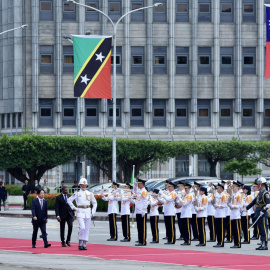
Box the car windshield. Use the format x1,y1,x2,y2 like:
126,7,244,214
149,180,166,191
145,181,161,190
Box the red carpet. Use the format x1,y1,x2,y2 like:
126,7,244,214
0,238,269,270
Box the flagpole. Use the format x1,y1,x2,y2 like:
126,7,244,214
68,0,163,182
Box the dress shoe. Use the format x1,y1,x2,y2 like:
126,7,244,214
61,242,66,247
207,240,215,242
225,240,232,243
78,246,84,250
251,236,258,240
162,237,168,240
256,246,268,250
181,242,190,246
150,241,159,244
191,238,199,241
213,244,224,248
164,242,174,245
135,243,146,246
107,238,117,241
66,241,71,247
196,243,206,246
120,239,130,242
32,244,36,248
83,247,87,250
230,245,241,248
241,241,250,244
44,244,51,248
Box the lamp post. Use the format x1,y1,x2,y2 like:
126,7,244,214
68,0,162,182
0,24,28,36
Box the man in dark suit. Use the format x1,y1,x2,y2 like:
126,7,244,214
22,180,31,210
32,180,41,194
0,182,7,211
31,189,51,248
55,186,75,247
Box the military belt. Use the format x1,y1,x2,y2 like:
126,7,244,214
78,205,90,209
255,205,265,208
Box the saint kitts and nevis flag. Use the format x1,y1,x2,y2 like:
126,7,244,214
265,5,270,78
73,35,112,98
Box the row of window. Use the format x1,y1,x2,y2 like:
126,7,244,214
40,45,258,75
40,0,262,23
1,113,22,129
12,99,270,129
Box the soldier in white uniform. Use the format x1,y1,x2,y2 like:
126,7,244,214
191,181,200,241
251,179,260,240
213,183,228,248
67,178,97,250
101,181,119,241
117,182,132,242
207,184,216,242
195,185,208,246
133,179,148,246
159,181,177,244
228,181,243,248
149,188,160,244
175,181,185,240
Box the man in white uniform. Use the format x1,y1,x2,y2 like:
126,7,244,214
67,178,97,250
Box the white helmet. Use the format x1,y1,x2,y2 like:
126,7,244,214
79,178,88,186
257,177,267,184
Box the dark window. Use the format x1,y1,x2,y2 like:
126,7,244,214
220,100,233,127
85,1,99,21
40,45,54,74
63,0,76,21
62,99,76,126
220,0,234,22
198,156,210,176
197,100,211,127
63,46,74,74
242,0,256,22
1,115,4,129
153,46,167,74
18,113,22,128
111,46,122,74
131,0,144,22
131,46,144,74
242,99,255,126
7,114,10,128
12,114,16,128
153,0,167,22
265,109,270,117
198,47,211,74
176,0,189,22
242,47,256,74
40,108,52,117
175,99,189,127
264,100,270,126
85,99,99,126
198,0,211,22
130,99,144,127
175,155,189,177
108,99,121,127
153,99,166,127
39,99,53,127
108,0,122,21
220,47,234,74
176,47,189,74
40,0,53,21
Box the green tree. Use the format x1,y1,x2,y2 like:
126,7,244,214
223,159,262,181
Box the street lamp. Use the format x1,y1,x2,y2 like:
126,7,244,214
0,24,28,36
68,0,163,182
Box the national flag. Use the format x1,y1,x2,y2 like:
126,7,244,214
131,165,135,185
265,5,270,78
73,35,112,98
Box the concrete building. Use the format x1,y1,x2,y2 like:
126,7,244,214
0,0,270,187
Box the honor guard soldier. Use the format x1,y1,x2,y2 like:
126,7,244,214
213,183,228,248
246,177,270,250
228,181,243,248
191,182,200,241
134,179,148,246
241,185,253,244
101,181,119,241
195,185,208,246
118,182,132,242
176,181,185,240
223,180,232,243
179,181,193,245
67,178,97,250
251,179,260,240
159,181,177,245
149,189,160,244
207,183,216,242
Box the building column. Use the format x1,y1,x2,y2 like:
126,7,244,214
146,0,153,137
191,0,198,136
213,0,220,136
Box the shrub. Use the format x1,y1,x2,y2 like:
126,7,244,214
5,184,24,196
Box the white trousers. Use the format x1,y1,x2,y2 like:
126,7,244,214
78,216,91,241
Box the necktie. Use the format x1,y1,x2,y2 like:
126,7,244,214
40,199,43,209
64,194,67,203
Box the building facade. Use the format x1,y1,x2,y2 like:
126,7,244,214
0,0,270,186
